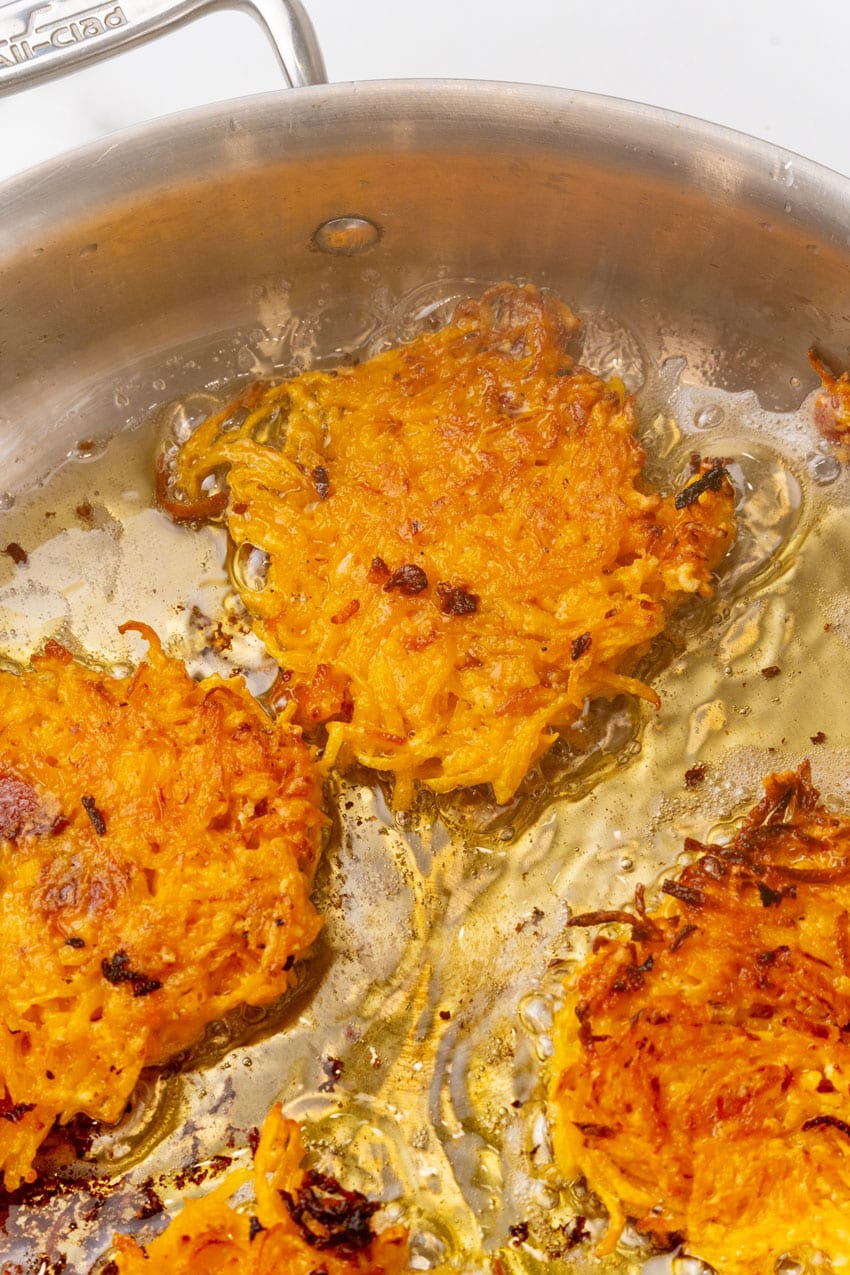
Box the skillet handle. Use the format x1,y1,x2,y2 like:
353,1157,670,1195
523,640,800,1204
0,0,326,92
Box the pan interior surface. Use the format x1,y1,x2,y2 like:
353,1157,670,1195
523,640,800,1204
1,81,850,1272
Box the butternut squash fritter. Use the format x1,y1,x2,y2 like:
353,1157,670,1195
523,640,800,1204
0,626,323,1189
550,763,850,1274
111,1105,409,1274
164,284,735,807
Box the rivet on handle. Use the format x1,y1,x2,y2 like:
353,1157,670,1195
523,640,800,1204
312,217,382,256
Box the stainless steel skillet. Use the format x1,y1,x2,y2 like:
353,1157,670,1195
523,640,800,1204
1,1,850,1270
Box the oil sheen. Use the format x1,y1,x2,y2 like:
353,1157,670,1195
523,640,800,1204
0,278,843,1275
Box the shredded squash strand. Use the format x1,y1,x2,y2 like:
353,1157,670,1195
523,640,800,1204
110,1105,409,1274
166,284,735,807
0,626,324,1188
550,763,850,1273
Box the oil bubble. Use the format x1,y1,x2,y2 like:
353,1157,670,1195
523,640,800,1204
204,1020,232,1049
71,437,107,461
518,994,553,1037
408,1227,448,1269
808,452,841,485
231,543,269,594
695,405,725,430
673,1257,716,1275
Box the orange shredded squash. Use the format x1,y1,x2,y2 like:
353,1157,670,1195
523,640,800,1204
110,1104,409,1274
165,283,735,808
550,763,850,1273
0,625,324,1189
810,348,850,458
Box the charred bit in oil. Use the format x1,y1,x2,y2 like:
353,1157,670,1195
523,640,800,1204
281,1170,379,1256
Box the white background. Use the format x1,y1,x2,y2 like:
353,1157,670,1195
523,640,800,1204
1,0,850,185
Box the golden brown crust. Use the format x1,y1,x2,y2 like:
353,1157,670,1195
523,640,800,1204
0,626,324,1188
110,1105,409,1275
165,284,735,807
550,763,850,1273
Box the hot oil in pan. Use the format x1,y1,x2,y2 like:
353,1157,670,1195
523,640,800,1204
0,279,845,1273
